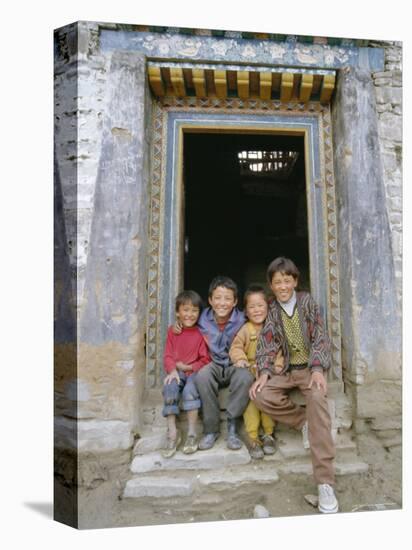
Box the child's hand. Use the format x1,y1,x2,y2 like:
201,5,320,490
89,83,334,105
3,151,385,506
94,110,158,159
249,373,269,399
164,370,180,385
172,321,183,335
235,360,249,368
308,370,327,392
176,361,192,372
273,365,283,374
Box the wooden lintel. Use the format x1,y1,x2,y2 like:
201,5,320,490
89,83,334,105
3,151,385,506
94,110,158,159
148,66,165,96
320,74,336,103
192,69,206,97
299,73,314,102
237,71,250,99
214,70,227,99
280,72,294,102
259,72,272,100
170,67,186,97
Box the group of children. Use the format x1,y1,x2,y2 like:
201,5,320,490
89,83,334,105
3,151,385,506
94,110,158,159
160,256,339,514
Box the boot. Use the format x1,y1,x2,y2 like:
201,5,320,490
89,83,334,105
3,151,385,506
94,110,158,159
227,418,242,450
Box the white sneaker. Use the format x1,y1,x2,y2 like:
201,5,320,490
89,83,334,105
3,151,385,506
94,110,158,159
318,484,339,514
302,421,310,450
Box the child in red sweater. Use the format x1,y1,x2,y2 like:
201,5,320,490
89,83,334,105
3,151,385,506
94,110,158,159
162,290,210,458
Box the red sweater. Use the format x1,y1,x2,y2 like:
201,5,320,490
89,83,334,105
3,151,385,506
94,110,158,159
163,326,210,375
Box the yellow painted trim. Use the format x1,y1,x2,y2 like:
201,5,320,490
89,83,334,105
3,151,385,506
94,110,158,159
192,68,206,97
148,66,165,96
259,72,272,100
214,70,227,99
320,74,336,104
237,71,250,99
300,73,314,103
280,73,294,102
170,67,186,97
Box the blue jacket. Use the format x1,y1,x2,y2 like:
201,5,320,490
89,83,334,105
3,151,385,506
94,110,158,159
198,307,245,368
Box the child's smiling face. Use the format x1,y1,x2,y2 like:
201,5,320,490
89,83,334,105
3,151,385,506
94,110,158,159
209,286,237,322
270,271,298,303
176,302,200,328
245,292,268,326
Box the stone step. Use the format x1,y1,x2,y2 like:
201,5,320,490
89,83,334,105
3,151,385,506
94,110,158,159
123,456,369,499
130,438,251,474
134,423,357,461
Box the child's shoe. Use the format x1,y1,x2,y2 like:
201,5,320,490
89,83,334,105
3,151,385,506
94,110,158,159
161,431,181,458
182,434,198,454
247,439,264,459
261,434,276,455
318,484,339,514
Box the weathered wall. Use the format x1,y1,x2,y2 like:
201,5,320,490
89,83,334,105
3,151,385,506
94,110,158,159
372,42,402,300
331,53,402,446
54,23,153,525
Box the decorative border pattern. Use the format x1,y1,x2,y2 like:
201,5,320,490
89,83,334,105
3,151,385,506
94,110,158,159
146,96,342,387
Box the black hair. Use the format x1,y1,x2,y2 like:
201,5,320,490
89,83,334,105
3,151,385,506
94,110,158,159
267,257,300,284
243,285,269,309
175,290,203,312
208,275,238,300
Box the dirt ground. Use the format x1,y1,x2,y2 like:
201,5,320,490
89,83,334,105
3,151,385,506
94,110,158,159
62,430,402,530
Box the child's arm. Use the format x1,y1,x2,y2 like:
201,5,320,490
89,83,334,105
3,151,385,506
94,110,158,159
189,337,211,373
163,328,177,374
229,326,249,367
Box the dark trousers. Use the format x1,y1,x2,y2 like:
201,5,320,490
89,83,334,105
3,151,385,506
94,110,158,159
194,362,254,434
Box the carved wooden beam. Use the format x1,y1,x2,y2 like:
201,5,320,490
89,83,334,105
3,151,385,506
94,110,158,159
192,68,206,97
148,66,165,96
214,70,227,98
237,71,250,99
259,72,272,100
299,73,314,102
280,72,294,102
170,67,186,97
320,74,336,103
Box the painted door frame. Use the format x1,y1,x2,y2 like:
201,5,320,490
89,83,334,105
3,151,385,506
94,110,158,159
146,96,342,389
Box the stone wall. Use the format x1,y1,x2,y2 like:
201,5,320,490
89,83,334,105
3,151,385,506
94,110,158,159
372,42,402,300
54,23,154,522
331,44,402,451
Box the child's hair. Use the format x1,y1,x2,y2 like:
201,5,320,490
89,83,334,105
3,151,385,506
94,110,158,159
267,257,300,283
175,290,203,312
243,285,268,309
208,276,238,300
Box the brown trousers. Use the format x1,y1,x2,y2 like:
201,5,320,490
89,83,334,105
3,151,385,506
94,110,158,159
253,367,335,485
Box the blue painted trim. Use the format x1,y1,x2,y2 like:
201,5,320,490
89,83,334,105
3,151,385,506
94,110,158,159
100,30,385,71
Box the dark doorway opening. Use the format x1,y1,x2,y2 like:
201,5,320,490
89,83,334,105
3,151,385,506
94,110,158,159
183,132,309,303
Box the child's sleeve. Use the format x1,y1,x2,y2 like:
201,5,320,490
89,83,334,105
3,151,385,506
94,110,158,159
163,328,177,373
190,335,211,372
229,326,249,364
308,296,331,372
256,309,278,377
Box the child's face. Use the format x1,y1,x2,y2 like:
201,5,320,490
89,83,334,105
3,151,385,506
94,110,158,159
245,293,268,326
209,286,237,322
270,271,298,303
176,303,200,328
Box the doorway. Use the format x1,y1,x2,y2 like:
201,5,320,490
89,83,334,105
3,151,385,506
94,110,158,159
183,131,309,303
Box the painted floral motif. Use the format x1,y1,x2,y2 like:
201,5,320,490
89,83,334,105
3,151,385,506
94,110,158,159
177,38,202,57
295,47,318,64
241,44,257,58
267,43,286,59
158,42,170,55
211,40,231,56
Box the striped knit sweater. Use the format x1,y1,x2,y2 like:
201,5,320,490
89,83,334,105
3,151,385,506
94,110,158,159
256,291,331,377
